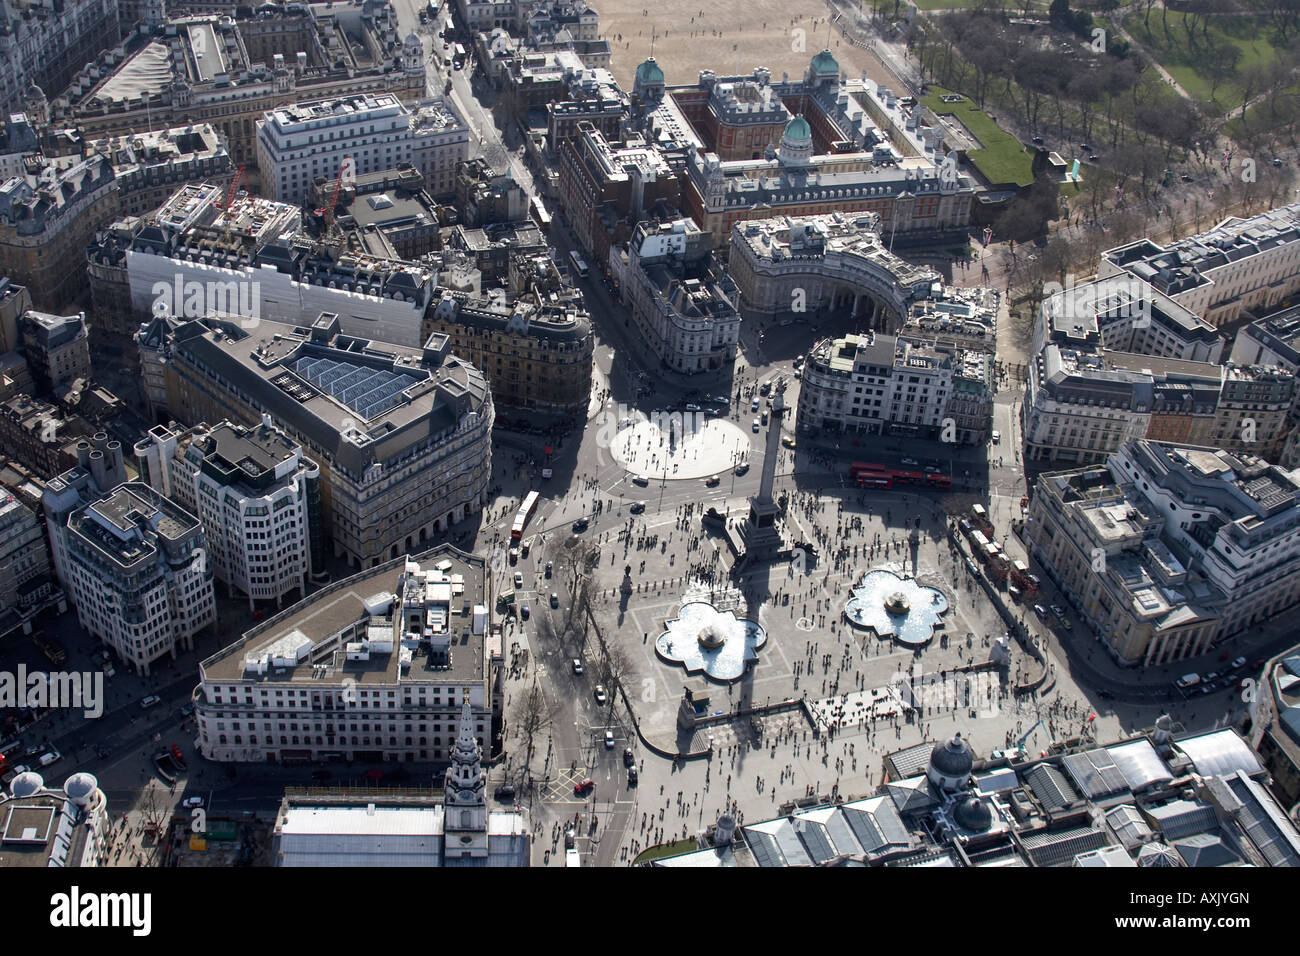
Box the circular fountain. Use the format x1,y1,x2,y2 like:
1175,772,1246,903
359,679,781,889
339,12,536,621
844,569,949,647
656,602,767,682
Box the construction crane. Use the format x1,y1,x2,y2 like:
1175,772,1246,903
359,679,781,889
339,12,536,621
220,163,245,210
315,155,354,230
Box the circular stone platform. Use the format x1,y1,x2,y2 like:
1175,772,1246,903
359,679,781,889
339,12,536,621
609,414,752,481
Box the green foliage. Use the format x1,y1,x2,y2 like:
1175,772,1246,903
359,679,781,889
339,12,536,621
920,87,1036,187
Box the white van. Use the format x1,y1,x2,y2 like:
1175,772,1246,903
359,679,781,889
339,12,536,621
1175,673,1201,689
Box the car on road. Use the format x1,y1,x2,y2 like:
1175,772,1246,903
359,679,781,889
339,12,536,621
513,571,523,588
752,418,761,432
1231,656,1247,671
685,403,700,412
965,557,980,575
1051,605,1067,619
1060,619,1072,630
182,796,204,809
782,436,796,449
179,704,194,718
38,749,60,767
629,501,646,514
751,397,760,412
991,430,1001,444
628,766,638,786
1033,604,1048,619
704,476,720,487
734,462,749,475
604,730,615,748
632,475,649,486
901,458,918,466
521,603,530,620
574,778,595,796
494,784,516,801
572,659,584,675
594,684,607,704
545,560,553,577
551,592,559,608
141,695,162,709
760,382,772,396
623,747,635,767
572,517,589,533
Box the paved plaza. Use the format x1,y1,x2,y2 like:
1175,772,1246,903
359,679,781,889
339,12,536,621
523,472,1130,862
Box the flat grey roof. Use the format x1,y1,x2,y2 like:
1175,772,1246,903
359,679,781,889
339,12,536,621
202,545,486,685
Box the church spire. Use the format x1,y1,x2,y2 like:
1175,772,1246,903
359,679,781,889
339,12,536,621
445,694,486,801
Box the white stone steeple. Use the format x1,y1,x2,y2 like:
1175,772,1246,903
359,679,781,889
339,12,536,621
443,695,489,859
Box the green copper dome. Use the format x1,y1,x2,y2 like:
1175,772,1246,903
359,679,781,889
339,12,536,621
784,114,812,142
635,57,665,85
810,49,839,75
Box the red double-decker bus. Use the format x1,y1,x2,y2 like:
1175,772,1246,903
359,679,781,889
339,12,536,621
855,471,893,488
849,462,887,479
925,473,951,489
891,470,925,485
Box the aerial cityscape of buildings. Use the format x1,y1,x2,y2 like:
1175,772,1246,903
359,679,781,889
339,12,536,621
0,0,1298,897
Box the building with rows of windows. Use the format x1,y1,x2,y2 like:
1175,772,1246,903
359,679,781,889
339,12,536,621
42,448,215,676
1024,275,1296,465
134,416,325,612
151,312,493,570
255,94,468,204
796,330,993,444
1026,440,1300,667
1099,204,1300,328
196,546,497,766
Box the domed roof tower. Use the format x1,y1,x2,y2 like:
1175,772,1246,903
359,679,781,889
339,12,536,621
926,733,974,793
634,57,666,102
953,794,992,832
777,114,813,167
809,49,840,88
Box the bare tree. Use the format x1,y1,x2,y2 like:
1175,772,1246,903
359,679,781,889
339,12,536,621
138,786,172,839
510,679,557,777
596,642,635,696
557,537,599,636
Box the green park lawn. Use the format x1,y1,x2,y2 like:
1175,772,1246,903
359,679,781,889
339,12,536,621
921,87,1036,187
